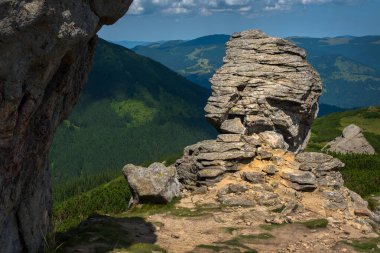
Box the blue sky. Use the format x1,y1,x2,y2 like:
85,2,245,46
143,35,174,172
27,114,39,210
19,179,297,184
98,0,380,41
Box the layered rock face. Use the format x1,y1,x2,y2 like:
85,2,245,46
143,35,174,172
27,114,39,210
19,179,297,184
177,30,321,186
0,1,131,252
213,149,379,229
205,30,322,152
325,124,376,155
176,132,287,186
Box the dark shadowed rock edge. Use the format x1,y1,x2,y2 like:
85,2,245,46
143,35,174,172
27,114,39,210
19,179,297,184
0,1,132,252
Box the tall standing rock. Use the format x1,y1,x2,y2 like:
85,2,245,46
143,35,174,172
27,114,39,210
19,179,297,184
205,30,322,152
0,0,132,252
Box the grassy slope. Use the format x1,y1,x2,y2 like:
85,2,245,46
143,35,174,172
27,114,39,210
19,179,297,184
50,39,216,202
308,106,380,197
54,106,380,234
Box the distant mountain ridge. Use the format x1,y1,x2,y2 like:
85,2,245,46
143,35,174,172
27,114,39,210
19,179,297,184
133,34,380,109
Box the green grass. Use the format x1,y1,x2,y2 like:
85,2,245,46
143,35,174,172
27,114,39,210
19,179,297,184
335,153,380,197
300,219,328,229
308,107,380,198
223,233,273,249
344,237,380,252
125,200,222,218
53,177,132,232
119,243,167,253
258,223,286,231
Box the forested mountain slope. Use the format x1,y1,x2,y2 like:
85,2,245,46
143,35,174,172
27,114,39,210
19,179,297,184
50,39,216,186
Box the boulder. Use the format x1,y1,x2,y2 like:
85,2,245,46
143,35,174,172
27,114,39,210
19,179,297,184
324,124,375,155
220,118,246,134
205,30,322,152
123,163,181,204
242,171,266,184
280,169,317,191
296,152,344,172
0,0,132,251
259,131,289,150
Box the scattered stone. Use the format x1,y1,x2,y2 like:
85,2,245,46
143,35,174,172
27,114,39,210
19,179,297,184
349,190,369,210
123,163,181,204
296,152,344,172
262,165,278,175
228,184,249,194
324,124,375,155
193,186,208,195
257,149,273,160
281,201,299,216
217,134,242,143
280,169,317,191
271,156,285,165
218,196,256,207
220,118,246,134
259,131,289,150
322,191,348,211
198,168,225,179
242,171,266,184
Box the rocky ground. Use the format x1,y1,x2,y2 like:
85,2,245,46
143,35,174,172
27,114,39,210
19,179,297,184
58,149,380,253
57,191,380,253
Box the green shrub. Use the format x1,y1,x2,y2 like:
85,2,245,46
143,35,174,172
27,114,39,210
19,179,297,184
53,177,131,232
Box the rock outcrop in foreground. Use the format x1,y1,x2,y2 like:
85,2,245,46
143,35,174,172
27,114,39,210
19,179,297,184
0,0,131,252
173,30,379,238
205,30,322,152
325,124,376,155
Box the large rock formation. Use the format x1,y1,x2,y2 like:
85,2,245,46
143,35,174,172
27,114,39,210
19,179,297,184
0,1,132,252
177,30,322,186
324,124,376,155
205,30,322,152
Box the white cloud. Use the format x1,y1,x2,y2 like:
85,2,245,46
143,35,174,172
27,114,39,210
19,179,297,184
127,0,362,16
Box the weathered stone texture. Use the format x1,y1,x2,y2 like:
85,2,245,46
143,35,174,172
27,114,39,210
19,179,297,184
205,30,322,152
0,0,132,252
325,124,376,155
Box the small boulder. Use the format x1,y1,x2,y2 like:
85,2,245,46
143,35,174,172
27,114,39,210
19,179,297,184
296,152,344,172
122,162,181,204
259,131,289,150
280,169,317,191
324,124,375,155
220,118,246,134
262,165,278,175
256,149,273,160
242,171,266,184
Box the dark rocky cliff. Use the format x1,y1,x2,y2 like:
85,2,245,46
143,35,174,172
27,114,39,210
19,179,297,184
0,0,132,252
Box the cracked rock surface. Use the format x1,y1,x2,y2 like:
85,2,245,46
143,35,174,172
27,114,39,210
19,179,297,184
205,30,322,152
0,0,132,252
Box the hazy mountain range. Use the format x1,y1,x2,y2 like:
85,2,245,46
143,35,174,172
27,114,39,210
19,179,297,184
127,34,380,109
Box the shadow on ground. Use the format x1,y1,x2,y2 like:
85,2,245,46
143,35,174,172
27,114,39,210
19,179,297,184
56,214,163,253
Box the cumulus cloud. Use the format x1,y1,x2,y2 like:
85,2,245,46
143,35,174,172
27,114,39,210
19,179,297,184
128,0,362,16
